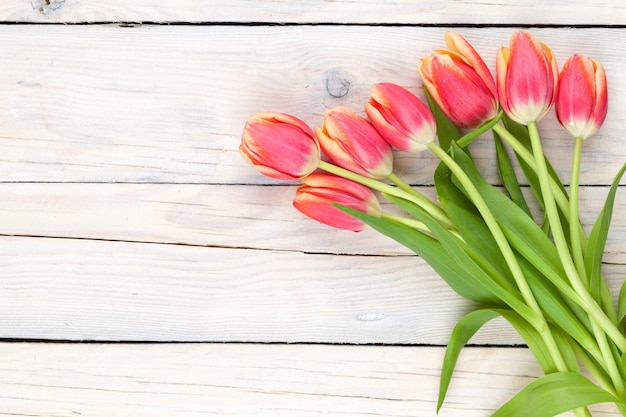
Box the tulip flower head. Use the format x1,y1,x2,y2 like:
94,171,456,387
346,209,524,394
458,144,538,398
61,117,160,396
315,107,393,179
293,173,382,232
240,112,320,180
555,54,608,140
418,32,498,129
366,82,437,152
496,31,559,125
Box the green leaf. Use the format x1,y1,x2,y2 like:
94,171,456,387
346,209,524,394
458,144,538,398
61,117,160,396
619,280,626,327
519,255,595,356
496,310,560,374
438,309,501,412
423,87,460,151
447,143,580,306
548,327,580,375
456,111,504,149
587,162,626,305
439,308,583,414
501,116,542,204
493,129,532,217
384,194,541,327
502,115,568,210
335,204,497,305
492,372,624,417
449,143,551,261
434,162,511,283
501,116,574,244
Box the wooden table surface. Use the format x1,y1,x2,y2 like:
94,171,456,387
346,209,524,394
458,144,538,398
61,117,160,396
1,1,625,416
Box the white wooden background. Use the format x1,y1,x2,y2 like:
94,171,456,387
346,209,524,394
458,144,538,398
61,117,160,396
0,1,625,416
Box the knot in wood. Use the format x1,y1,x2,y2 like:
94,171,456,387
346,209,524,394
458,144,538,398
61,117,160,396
325,70,351,98
32,0,65,14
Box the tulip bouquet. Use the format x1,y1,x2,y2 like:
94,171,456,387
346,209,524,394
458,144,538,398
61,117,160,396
240,31,626,416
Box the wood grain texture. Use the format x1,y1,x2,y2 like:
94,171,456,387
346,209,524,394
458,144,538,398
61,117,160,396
1,26,625,185
0,235,511,343
0,183,624,258
1,5,626,415
0,235,623,343
0,343,620,417
0,0,624,25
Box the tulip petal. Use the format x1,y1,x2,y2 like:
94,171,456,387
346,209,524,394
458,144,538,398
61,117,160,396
293,173,381,232
556,54,608,139
366,83,436,152
591,60,609,133
445,32,497,98
419,34,498,129
428,54,498,128
294,190,367,231
498,32,558,124
320,107,393,178
243,119,319,179
239,112,320,180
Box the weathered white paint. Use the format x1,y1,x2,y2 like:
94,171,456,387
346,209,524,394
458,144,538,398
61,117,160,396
0,184,623,256
0,26,625,185
0,343,620,416
0,3,625,415
0,0,624,25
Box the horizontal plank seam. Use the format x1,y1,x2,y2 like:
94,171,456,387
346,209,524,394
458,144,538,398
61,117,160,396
0,338,528,348
6,234,620,263
0,233,415,257
0,22,626,29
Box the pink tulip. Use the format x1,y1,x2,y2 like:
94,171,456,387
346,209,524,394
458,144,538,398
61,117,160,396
496,31,559,125
366,83,437,152
418,32,498,129
240,112,320,180
555,54,608,140
293,173,382,232
315,107,393,179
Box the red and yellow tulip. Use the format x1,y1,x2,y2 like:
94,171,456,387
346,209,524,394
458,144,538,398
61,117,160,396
418,32,498,129
240,112,320,180
315,107,393,179
293,173,382,232
555,54,608,140
497,31,558,125
366,82,437,152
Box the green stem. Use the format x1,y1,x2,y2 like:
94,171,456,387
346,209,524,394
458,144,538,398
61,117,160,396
387,172,452,227
569,338,618,397
569,136,586,283
382,211,465,241
387,172,422,197
318,160,454,229
455,111,503,148
595,323,626,398
568,140,616,323
491,123,577,233
574,407,593,417
380,212,430,234
490,123,593,254
527,121,626,354
427,141,568,372
570,136,626,399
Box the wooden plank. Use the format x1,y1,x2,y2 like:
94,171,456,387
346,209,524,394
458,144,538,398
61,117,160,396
0,0,624,25
1,182,623,341
0,235,510,343
0,343,619,417
3,182,626,257
0,183,624,259
0,235,623,343
1,26,625,185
